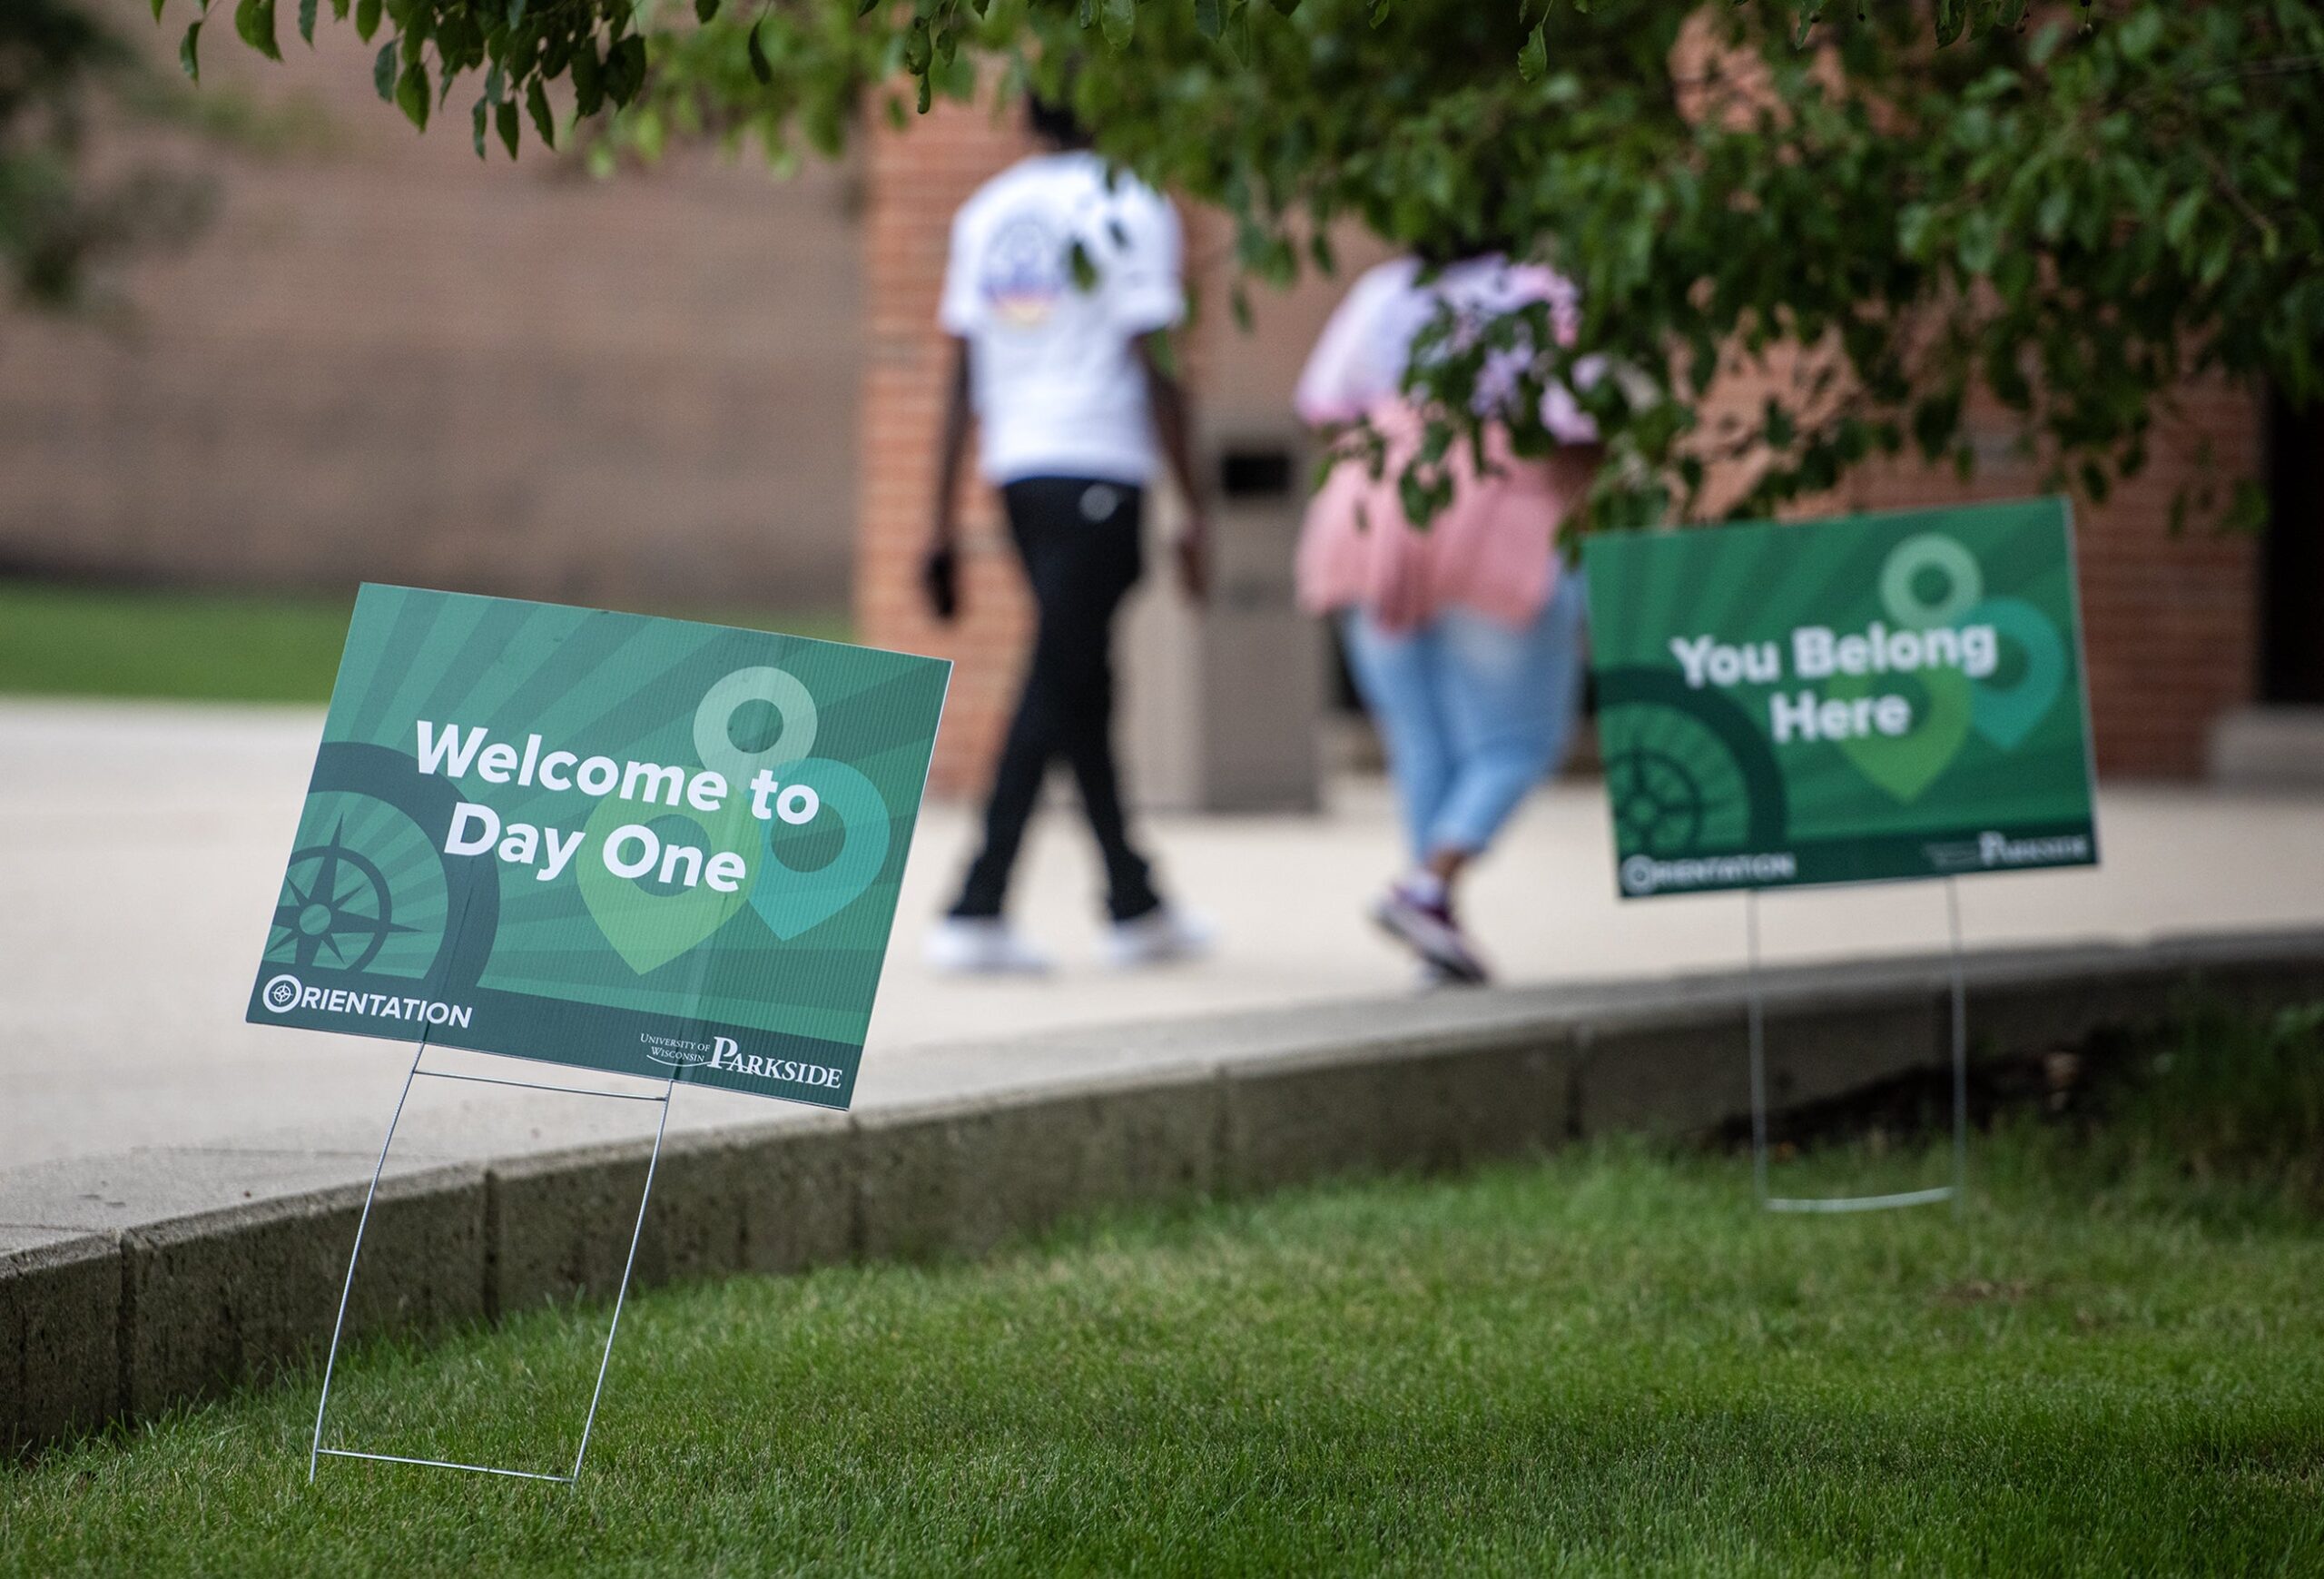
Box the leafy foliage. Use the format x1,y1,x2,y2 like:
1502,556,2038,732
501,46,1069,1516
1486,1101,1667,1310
174,0,2324,531
2,0,211,311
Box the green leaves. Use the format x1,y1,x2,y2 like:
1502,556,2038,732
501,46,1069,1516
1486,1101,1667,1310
2115,5,2162,61
1517,18,1545,80
2163,188,2202,251
604,32,646,104
570,39,604,115
178,18,202,81
297,0,318,44
1955,211,2000,277
396,52,430,129
2221,478,2269,537
465,51,520,158
527,75,556,146
233,0,281,61
164,0,2324,538
1098,0,1136,49
1219,0,1252,59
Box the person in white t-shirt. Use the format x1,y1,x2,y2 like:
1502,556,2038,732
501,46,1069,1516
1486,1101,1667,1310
921,94,1215,975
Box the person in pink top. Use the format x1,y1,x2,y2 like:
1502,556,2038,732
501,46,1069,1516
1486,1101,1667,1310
1295,248,1604,983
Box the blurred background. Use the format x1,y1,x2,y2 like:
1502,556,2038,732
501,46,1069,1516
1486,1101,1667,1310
5,3,2320,799
0,0,2318,1179
2,14,857,651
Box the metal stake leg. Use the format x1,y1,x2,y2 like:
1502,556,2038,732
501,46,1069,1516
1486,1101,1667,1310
310,1043,426,1483
568,1072,677,1483
1748,883,1971,1217
1945,877,1970,1220
312,1061,677,1486
1746,892,1770,1209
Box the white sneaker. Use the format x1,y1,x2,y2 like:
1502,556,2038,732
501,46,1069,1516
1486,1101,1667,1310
1106,906,1216,969
924,916,1053,975
1413,959,1469,992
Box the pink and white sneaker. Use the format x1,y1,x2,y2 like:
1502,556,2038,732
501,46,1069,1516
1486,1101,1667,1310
1370,880,1490,985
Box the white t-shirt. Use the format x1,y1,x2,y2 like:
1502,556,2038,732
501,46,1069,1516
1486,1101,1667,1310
1293,254,1602,445
940,151,1185,488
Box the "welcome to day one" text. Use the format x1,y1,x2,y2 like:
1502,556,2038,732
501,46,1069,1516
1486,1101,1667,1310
414,721,815,890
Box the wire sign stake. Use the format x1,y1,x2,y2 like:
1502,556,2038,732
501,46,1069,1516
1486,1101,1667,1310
1581,495,2102,1219
308,1047,677,1485
1744,880,1970,1217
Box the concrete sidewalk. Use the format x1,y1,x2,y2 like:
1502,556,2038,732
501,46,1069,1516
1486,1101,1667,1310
4,697,2322,1169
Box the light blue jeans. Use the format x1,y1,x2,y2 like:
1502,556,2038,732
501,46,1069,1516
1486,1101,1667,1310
1340,571,1588,864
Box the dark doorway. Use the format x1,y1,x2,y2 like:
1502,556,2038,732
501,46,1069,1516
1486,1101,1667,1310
2262,390,2324,704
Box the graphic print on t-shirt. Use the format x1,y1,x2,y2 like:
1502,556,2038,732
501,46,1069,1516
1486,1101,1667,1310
940,151,1185,486
981,212,1067,328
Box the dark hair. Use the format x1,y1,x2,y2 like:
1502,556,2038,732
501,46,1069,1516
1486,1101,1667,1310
1415,233,1519,270
1027,91,1090,149
1414,167,1521,268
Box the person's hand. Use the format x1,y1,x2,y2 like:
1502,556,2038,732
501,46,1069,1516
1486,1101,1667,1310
921,540,960,622
1174,520,1211,605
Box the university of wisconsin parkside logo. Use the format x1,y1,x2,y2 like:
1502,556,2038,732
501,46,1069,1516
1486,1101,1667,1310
640,1032,727,1069
639,1031,843,1089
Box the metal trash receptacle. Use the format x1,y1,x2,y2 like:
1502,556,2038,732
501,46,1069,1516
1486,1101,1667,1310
1122,437,1324,814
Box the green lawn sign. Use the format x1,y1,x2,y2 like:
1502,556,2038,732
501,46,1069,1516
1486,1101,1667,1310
1583,497,2097,899
247,585,950,1109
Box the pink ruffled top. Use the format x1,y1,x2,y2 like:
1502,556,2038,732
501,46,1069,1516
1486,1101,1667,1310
1293,255,1600,633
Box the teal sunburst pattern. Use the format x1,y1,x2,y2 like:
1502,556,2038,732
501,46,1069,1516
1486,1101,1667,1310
247,584,950,1110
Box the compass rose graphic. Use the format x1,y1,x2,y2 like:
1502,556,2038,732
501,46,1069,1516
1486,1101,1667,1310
1609,744,1715,855
269,818,417,972
1593,666,1789,862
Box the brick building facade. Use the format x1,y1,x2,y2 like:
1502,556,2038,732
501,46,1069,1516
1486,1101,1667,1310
0,28,863,613
854,108,2278,790
0,44,2292,785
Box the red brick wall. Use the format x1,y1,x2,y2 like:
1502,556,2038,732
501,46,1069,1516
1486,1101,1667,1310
0,26,862,612
855,100,1038,798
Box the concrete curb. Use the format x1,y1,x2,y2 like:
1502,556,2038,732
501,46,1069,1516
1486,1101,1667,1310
6,927,2323,1455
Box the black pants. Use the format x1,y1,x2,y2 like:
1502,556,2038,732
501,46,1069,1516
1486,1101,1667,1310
951,476,1161,923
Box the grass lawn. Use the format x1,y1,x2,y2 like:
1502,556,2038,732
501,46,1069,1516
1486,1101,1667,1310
5,1012,2323,1575
0,581,849,706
